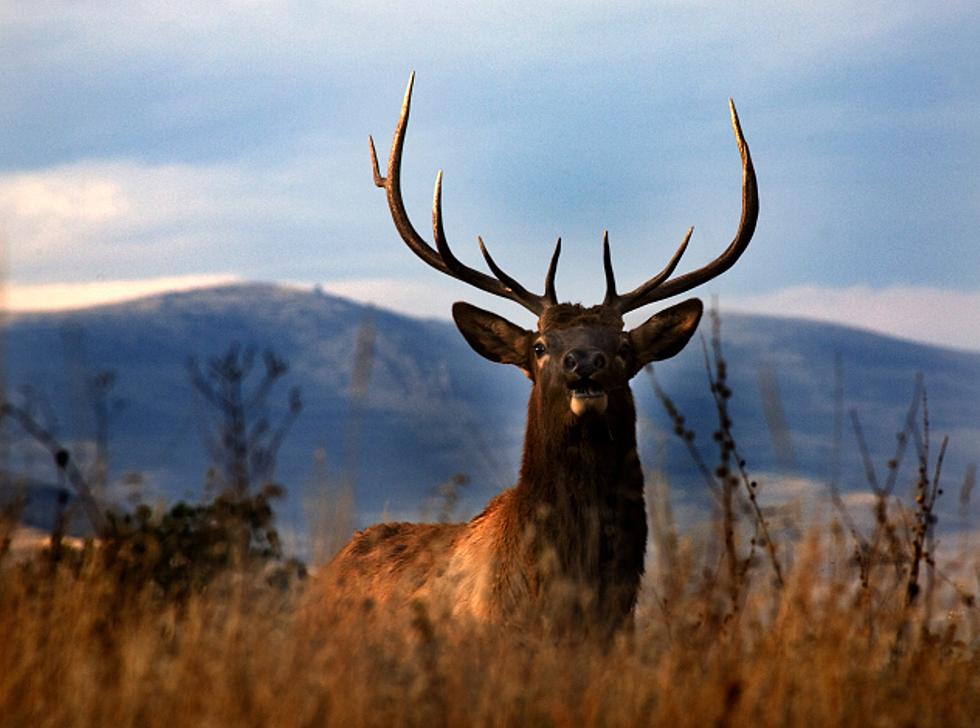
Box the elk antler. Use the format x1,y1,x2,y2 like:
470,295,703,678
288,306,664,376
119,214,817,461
602,99,758,314
370,72,559,316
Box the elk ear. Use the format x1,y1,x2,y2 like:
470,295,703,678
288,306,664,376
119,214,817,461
452,302,533,371
627,298,704,374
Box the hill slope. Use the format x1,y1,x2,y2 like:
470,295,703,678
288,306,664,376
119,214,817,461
3,284,978,542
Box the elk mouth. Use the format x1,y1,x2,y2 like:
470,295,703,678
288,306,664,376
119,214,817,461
568,378,608,416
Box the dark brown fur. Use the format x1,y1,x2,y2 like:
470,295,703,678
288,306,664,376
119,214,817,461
318,301,703,636
317,76,757,636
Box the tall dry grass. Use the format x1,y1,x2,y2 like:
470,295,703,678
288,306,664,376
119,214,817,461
1,506,976,727
1,317,976,726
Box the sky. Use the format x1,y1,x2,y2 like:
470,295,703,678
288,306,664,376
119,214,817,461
1,1,979,350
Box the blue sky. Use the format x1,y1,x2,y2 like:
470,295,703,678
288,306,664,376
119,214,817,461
1,2,979,349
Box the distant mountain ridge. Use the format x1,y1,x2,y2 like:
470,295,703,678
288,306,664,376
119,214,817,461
3,283,978,543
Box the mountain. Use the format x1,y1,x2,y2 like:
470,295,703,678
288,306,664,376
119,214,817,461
3,284,978,548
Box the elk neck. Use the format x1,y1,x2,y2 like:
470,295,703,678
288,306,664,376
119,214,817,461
510,380,647,583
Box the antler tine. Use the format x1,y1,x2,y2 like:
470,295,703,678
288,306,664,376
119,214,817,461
475,234,562,312
609,99,758,314
368,135,384,187
373,72,553,316
610,227,693,312
602,231,616,305
477,236,550,312
433,172,549,314
432,169,475,280
371,72,445,272
544,237,561,306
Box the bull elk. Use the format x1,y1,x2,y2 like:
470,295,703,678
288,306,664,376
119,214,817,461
322,74,757,636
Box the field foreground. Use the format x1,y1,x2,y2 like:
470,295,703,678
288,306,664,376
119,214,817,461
1,517,976,728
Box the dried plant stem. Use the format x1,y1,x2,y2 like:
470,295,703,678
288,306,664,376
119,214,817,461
647,370,720,502
0,399,104,532
907,434,947,607
702,311,783,589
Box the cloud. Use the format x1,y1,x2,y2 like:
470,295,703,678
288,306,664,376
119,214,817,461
3,270,978,356
2,2,978,353
322,278,980,353
3,176,126,221
0,149,371,284
0,160,240,274
4,2,971,79
2,274,242,313
726,285,980,353
315,277,530,321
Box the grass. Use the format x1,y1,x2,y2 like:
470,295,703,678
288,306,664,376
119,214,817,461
1,494,977,727
1,322,977,726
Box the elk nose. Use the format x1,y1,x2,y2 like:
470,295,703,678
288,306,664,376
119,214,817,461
563,348,607,377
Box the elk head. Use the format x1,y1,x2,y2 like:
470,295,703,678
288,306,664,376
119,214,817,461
369,73,757,427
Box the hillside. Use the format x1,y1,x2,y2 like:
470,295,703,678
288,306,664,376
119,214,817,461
3,284,978,544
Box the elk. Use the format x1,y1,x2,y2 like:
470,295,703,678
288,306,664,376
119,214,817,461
321,74,757,636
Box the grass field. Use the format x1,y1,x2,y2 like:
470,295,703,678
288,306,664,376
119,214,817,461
1,496,976,727
1,320,976,726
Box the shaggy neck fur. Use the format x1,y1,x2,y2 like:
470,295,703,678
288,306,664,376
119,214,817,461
505,379,648,631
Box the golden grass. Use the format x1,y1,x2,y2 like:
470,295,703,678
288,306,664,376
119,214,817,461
1,518,976,728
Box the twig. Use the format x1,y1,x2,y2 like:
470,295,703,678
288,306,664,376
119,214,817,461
702,310,783,588
0,399,105,533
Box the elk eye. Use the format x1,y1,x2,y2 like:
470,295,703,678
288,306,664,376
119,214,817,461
533,342,547,358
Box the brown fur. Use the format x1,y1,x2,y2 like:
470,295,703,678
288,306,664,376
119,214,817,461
331,78,757,635
313,299,703,636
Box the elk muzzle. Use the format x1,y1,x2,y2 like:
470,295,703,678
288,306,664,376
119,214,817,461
564,347,609,417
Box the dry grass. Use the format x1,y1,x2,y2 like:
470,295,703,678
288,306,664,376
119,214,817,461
1,317,975,725
1,512,976,728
